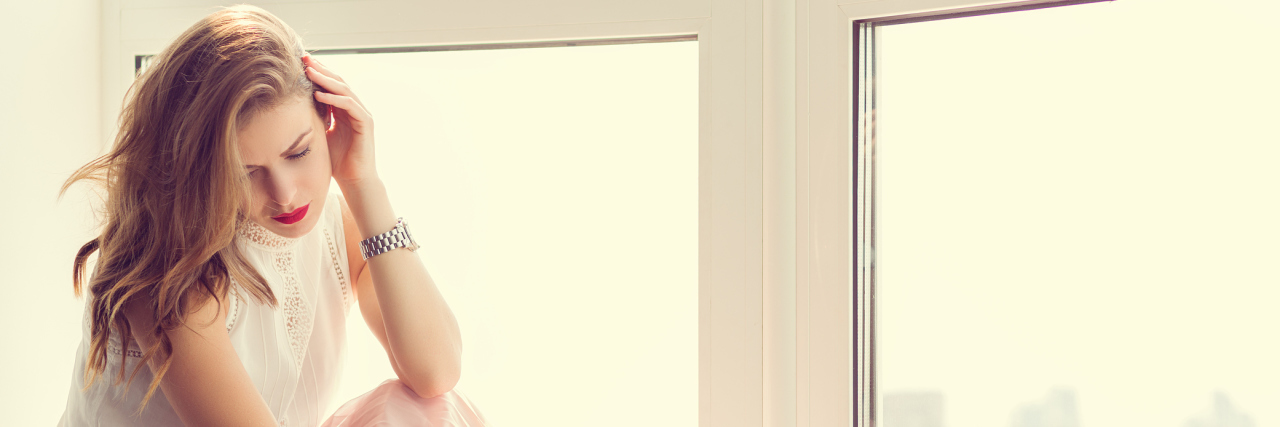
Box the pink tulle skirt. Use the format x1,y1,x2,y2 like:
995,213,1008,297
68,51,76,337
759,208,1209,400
321,379,491,427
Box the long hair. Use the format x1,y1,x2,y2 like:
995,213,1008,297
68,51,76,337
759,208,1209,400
59,4,330,415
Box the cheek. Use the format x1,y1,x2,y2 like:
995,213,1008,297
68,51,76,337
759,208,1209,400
302,150,333,190
315,138,334,175
318,145,332,173
248,185,270,212
315,146,333,177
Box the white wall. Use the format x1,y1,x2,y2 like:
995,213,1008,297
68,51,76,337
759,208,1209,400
0,0,103,425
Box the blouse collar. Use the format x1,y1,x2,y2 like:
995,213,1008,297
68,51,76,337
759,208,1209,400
237,218,303,251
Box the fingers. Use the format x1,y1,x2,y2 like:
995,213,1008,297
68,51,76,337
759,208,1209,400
306,66,353,97
314,91,372,123
304,55,343,83
302,56,372,125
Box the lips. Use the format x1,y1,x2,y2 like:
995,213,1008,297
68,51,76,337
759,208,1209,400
271,203,310,225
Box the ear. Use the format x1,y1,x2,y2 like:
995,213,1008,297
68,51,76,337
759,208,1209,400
314,100,333,130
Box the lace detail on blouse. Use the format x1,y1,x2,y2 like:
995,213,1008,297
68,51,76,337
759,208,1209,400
226,281,243,334
107,341,143,359
323,228,352,314
235,216,311,369
272,248,312,371
238,219,302,251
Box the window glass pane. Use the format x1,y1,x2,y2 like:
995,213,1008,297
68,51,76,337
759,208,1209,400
877,1,1280,426
320,41,698,426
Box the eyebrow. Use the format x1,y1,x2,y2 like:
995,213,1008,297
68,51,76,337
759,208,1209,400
244,128,312,169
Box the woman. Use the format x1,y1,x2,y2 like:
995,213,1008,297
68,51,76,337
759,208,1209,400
56,5,489,426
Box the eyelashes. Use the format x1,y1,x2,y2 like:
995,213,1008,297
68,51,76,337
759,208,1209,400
287,146,312,160
246,145,312,178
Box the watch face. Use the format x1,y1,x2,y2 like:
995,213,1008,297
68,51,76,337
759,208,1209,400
401,221,419,251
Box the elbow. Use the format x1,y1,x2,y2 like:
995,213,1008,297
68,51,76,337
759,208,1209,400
402,360,462,399
405,373,460,399
397,336,464,399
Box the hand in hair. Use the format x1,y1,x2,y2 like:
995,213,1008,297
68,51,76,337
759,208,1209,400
304,55,378,188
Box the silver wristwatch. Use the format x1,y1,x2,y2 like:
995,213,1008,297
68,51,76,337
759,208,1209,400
358,217,420,260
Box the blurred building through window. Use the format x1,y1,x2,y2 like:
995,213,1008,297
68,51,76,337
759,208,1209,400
884,391,945,427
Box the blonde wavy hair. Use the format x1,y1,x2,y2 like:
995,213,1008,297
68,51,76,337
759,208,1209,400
59,4,330,415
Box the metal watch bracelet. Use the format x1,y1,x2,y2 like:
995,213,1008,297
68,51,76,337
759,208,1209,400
358,217,419,260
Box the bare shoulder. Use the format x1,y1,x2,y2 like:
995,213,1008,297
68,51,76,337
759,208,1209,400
120,289,225,352
121,289,277,426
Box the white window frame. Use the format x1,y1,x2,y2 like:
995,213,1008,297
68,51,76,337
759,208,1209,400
840,1,1110,426
98,0,1059,425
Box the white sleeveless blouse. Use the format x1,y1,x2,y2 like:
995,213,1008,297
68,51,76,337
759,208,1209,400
59,192,355,427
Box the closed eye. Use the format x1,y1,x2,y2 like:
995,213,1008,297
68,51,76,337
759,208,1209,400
287,146,312,160
245,144,311,177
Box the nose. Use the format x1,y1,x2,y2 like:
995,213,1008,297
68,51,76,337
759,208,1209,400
264,169,298,212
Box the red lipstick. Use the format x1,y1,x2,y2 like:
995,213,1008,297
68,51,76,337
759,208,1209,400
271,203,309,225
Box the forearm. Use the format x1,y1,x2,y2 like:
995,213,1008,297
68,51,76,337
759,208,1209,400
339,177,463,394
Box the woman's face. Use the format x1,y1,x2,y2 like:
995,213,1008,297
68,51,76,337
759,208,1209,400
237,95,331,238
